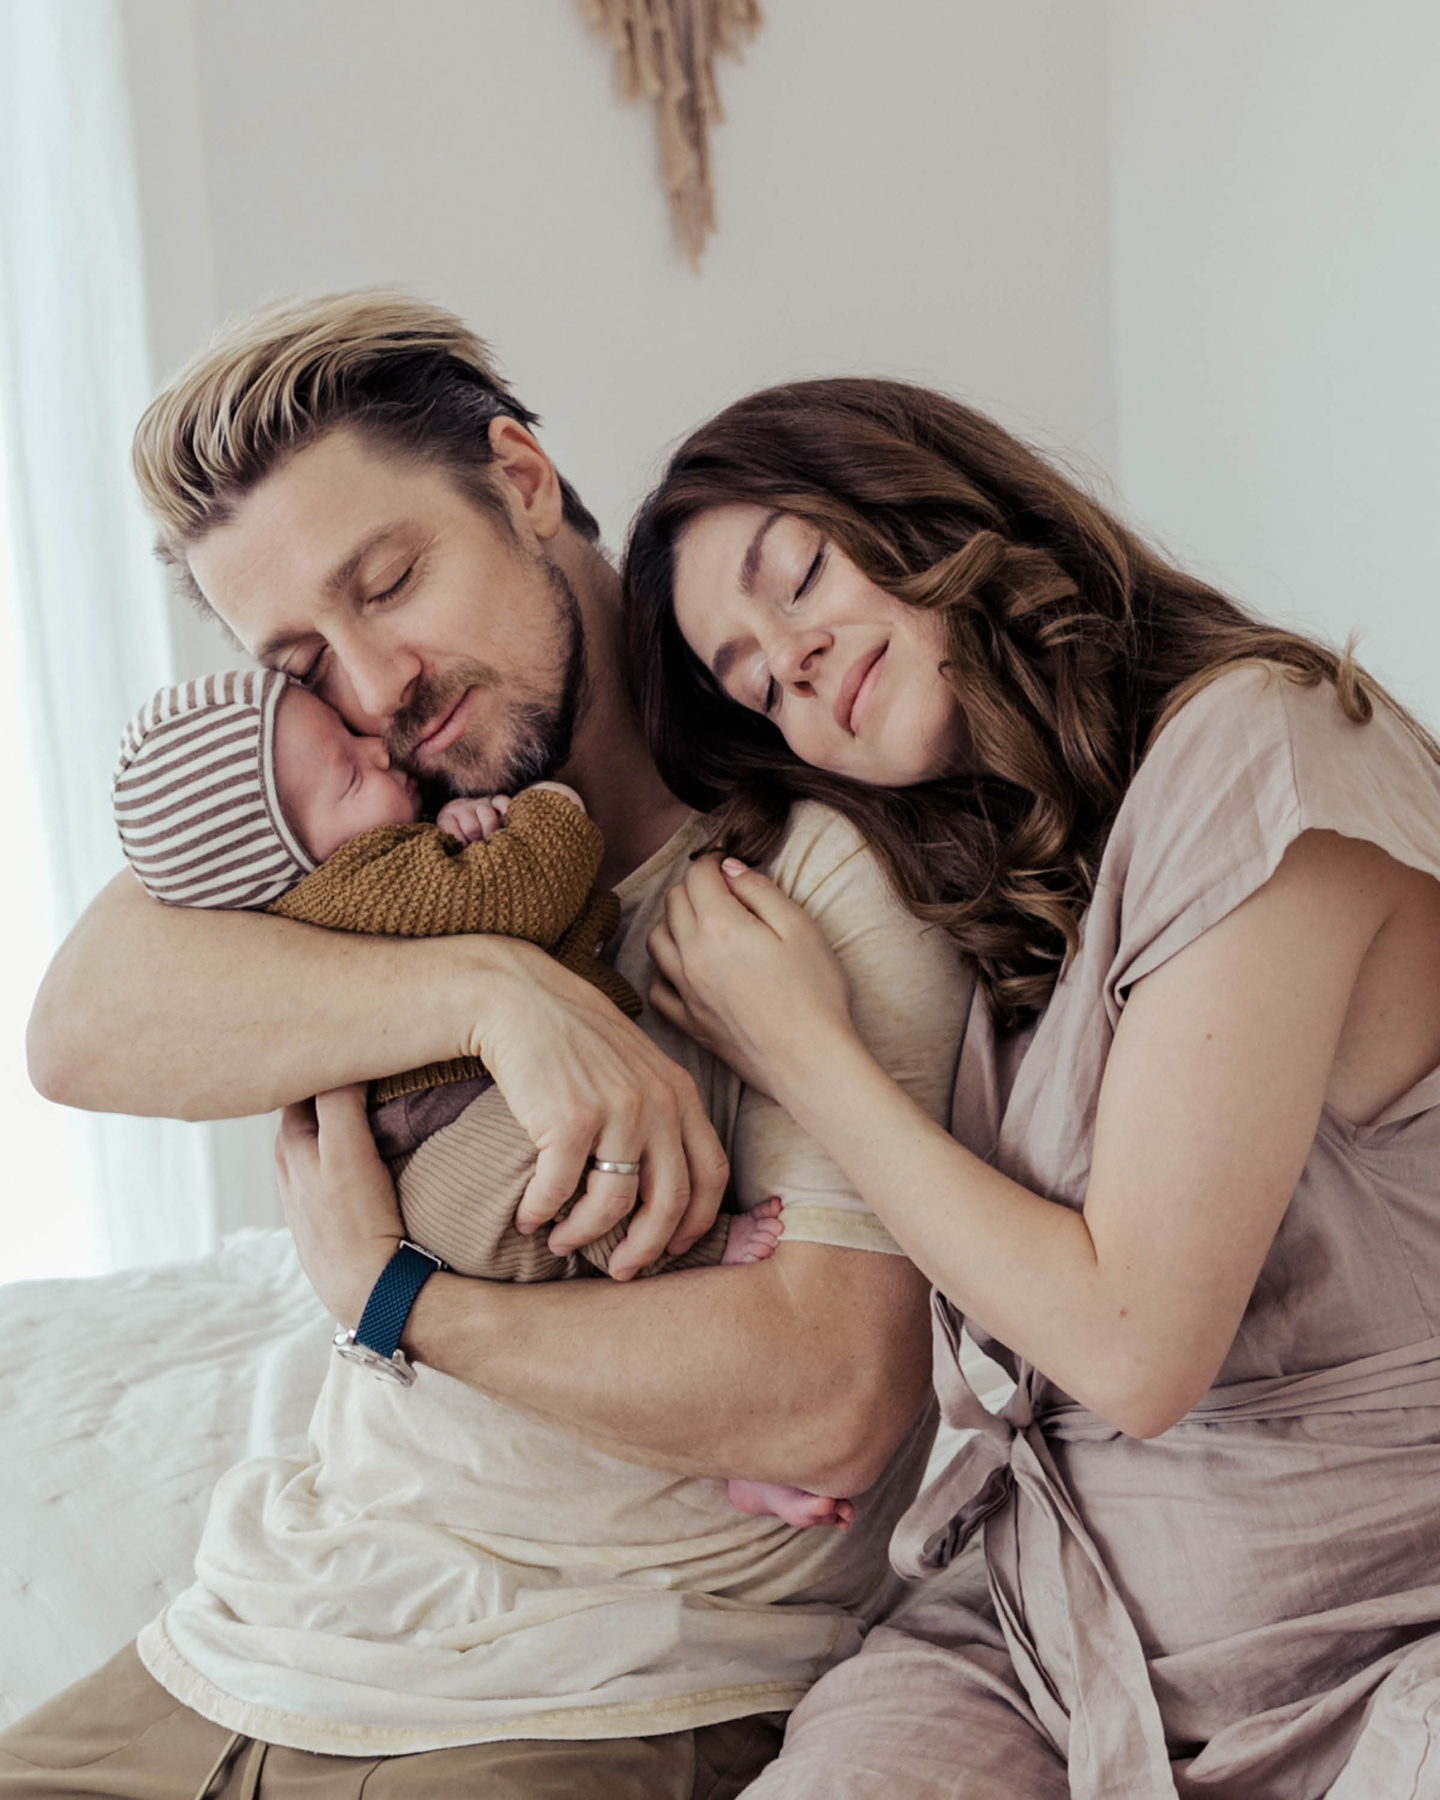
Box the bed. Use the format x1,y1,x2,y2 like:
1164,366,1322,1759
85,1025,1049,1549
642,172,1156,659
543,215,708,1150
0,1229,332,1725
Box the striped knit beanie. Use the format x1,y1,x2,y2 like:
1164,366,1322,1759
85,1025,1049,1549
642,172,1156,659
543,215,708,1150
113,670,318,909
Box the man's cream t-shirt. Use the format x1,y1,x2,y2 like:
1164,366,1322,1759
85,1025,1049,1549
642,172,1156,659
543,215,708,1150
138,804,973,1754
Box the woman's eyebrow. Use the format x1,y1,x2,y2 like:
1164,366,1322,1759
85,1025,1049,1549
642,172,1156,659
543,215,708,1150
708,511,783,690
738,510,782,595
711,637,744,690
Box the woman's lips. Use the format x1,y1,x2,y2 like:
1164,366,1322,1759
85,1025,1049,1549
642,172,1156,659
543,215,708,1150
413,689,472,762
836,643,887,735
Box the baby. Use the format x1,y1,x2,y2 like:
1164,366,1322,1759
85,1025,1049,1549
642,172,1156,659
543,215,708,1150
113,669,851,1530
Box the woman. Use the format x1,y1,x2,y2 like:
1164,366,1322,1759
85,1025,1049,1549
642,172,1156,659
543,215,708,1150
623,378,1440,1798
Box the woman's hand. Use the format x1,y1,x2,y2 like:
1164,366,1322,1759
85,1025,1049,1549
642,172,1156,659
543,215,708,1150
647,857,856,1100
276,1085,404,1327
472,941,730,1280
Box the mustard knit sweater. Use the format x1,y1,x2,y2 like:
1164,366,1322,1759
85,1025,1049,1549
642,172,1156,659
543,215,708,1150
267,788,641,1103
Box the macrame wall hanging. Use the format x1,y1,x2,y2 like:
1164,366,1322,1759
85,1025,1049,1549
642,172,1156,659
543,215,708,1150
579,0,763,270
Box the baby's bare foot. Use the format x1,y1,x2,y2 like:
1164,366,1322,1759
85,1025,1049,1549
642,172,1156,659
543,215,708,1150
721,1196,784,1265
727,1479,856,1530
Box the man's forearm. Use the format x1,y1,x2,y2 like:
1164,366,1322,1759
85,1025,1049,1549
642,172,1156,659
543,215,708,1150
401,1242,934,1494
27,871,512,1119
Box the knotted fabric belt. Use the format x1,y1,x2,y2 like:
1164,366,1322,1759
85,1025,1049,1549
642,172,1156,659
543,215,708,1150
889,1294,1440,1800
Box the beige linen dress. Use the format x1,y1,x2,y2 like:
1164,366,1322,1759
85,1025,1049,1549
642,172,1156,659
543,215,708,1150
748,665,1440,1800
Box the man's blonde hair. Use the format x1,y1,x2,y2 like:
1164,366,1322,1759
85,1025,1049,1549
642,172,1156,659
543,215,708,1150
133,289,599,594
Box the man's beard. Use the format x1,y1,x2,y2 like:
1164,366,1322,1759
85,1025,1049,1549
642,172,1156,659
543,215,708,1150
387,556,588,803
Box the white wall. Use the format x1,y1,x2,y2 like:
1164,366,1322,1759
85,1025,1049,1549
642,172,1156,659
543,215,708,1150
1106,0,1440,726
127,0,1116,631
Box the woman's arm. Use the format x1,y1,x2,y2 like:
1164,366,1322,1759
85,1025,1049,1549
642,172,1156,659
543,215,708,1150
650,833,1407,1437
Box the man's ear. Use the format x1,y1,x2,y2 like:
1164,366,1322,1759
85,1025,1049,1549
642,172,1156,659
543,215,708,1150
487,416,565,542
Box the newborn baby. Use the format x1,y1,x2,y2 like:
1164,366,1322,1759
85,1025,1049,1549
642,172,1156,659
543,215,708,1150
113,669,849,1530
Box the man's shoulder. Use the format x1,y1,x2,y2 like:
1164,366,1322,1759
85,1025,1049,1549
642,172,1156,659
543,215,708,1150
761,801,871,902
613,812,709,911
613,800,883,924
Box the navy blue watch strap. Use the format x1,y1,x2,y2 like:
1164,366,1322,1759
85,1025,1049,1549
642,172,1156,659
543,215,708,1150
354,1242,445,1358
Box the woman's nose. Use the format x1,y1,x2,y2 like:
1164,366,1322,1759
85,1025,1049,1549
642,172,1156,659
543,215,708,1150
768,624,830,692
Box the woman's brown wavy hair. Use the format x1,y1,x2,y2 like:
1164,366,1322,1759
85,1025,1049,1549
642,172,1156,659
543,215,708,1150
624,377,1434,1027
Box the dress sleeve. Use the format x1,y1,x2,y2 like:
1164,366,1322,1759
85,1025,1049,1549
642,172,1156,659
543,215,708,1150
268,790,604,946
1098,663,1440,1018
728,804,974,1255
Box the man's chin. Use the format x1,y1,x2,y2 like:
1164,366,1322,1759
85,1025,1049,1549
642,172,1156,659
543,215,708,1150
411,734,559,808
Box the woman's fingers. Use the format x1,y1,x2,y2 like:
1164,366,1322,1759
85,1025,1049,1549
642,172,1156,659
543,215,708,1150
662,873,699,930
687,855,797,933
647,971,690,1032
646,917,684,987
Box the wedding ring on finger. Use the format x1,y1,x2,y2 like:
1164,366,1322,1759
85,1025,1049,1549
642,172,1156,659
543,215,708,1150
587,1157,642,1177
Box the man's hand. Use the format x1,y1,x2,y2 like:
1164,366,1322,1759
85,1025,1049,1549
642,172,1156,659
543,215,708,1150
275,1086,403,1327
475,942,730,1279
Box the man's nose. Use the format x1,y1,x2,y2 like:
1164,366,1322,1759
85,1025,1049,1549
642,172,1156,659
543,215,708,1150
329,633,420,733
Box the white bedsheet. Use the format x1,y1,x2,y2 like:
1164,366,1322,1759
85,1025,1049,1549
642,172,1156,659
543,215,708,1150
0,1228,331,1726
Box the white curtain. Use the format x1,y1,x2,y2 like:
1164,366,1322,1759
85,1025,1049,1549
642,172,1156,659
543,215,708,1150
0,0,218,1272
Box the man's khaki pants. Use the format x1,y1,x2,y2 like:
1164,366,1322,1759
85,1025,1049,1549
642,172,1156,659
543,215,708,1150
0,1645,785,1799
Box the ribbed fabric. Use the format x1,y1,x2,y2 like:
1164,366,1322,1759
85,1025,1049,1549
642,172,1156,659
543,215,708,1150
391,1088,730,1280
113,671,316,909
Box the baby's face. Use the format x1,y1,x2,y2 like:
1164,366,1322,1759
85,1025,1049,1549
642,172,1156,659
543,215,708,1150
273,685,422,863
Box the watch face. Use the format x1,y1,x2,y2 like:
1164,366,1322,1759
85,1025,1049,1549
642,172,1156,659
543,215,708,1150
333,1331,417,1386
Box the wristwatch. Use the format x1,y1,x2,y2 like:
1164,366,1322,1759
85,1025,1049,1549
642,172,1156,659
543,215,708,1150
332,1240,448,1385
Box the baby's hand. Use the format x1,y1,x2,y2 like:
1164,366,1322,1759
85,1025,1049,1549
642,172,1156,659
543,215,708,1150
435,794,511,844
517,780,586,814
436,783,585,845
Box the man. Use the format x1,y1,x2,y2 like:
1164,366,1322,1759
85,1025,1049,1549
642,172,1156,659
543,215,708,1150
7,292,970,1797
